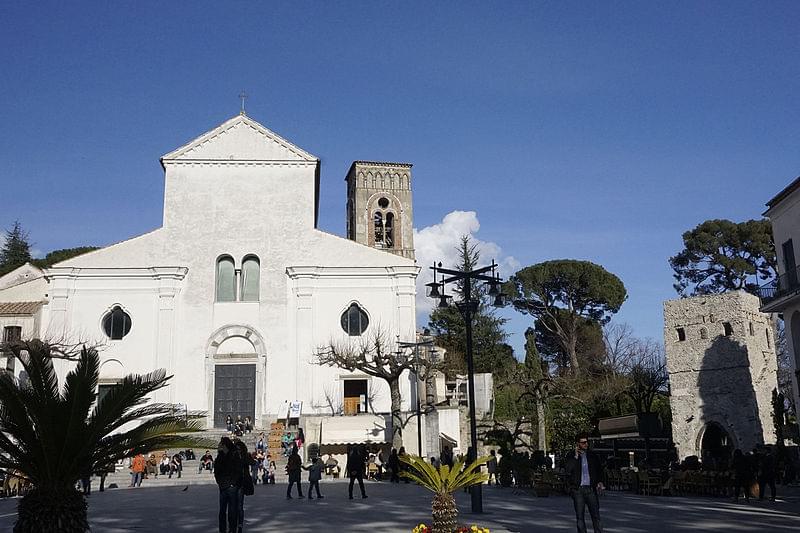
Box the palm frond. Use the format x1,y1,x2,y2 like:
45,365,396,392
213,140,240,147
400,454,490,494
86,369,171,440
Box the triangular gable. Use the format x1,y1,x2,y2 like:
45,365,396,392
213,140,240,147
0,263,44,291
161,114,318,164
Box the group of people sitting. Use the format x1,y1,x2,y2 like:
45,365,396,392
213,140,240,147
224,415,253,437
278,428,305,457
129,449,195,486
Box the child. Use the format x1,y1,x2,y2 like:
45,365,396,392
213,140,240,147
304,457,324,499
266,460,276,485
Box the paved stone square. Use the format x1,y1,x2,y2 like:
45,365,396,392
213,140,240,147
0,481,798,532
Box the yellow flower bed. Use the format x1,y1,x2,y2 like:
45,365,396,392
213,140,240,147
412,525,490,533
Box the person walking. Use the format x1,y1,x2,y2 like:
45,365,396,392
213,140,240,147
347,445,368,499
234,440,255,533
305,456,325,499
487,450,498,486
758,448,777,502
440,445,454,468
215,437,243,533
732,449,752,503
398,446,410,483
564,433,604,533
388,448,400,483
286,446,304,499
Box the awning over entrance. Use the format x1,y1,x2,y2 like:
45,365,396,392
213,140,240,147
319,414,389,445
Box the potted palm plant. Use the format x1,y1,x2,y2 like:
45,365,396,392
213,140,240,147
0,340,211,533
400,454,490,533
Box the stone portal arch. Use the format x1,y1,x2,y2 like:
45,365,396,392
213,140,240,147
205,324,267,429
697,421,734,467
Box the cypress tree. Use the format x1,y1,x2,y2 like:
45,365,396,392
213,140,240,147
0,221,32,275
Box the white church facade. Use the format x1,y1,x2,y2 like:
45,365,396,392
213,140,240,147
0,114,426,439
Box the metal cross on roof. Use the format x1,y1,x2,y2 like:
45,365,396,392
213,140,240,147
239,91,248,115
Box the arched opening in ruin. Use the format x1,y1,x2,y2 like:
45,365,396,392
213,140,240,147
699,422,733,467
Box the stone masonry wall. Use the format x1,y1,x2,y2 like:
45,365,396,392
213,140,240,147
664,291,778,459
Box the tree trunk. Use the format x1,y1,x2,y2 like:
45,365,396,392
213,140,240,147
431,492,458,533
15,486,88,533
536,396,547,452
389,377,404,450
568,319,580,374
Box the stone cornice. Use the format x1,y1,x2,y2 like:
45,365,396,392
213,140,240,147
286,265,419,279
45,266,189,281
162,160,318,168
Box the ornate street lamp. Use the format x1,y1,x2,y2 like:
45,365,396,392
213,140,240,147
427,260,505,514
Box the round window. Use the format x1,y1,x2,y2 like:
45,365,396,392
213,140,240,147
102,306,132,340
378,197,390,209
340,303,369,336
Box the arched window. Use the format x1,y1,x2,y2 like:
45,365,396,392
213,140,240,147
723,322,734,336
385,212,395,248
102,306,132,340
240,256,260,302
748,322,755,336
700,327,708,340
216,256,236,302
341,303,369,336
373,212,384,247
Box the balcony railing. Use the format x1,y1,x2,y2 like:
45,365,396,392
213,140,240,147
758,265,800,307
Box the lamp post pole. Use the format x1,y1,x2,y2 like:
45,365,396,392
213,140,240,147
398,337,435,458
426,260,504,515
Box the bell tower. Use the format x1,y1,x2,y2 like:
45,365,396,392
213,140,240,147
345,161,415,260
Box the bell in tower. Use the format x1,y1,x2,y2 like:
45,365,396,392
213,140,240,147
345,161,415,260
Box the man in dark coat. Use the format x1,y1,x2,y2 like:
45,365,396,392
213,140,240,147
214,437,243,533
563,433,604,533
286,446,304,499
347,444,368,499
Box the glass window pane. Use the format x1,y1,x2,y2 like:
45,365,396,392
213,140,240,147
349,306,360,334
340,304,369,336
216,257,236,302
241,257,260,302
102,307,131,340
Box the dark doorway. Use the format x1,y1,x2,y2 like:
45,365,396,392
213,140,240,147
343,379,368,415
700,422,732,467
214,364,256,428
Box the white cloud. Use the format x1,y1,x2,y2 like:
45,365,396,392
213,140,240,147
414,210,519,320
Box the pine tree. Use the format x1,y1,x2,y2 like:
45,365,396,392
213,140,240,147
427,236,512,377
0,221,32,276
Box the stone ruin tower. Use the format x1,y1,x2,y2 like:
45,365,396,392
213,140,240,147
663,291,778,461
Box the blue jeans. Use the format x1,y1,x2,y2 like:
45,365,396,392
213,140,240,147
130,472,143,487
218,486,240,533
571,486,602,533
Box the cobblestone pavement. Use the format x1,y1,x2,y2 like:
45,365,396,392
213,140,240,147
0,481,798,532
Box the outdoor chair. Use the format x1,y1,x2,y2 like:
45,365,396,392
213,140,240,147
638,470,662,496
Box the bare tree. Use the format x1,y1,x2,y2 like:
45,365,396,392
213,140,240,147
311,385,343,416
624,338,669,415
314,328,437,449
603,322,639,372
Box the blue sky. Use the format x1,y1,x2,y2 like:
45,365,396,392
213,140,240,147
1,1,799,356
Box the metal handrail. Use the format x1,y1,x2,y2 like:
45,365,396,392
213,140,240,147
758,265,800,305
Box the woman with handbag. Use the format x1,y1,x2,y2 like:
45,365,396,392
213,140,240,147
234,440,255,533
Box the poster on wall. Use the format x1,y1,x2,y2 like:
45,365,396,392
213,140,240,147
288,400,303,419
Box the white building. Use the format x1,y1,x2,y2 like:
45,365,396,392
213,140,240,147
0,113,424,439
760,176,800,438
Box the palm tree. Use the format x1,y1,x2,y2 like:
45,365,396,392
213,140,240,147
400,454,490,533
0,339,210,533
